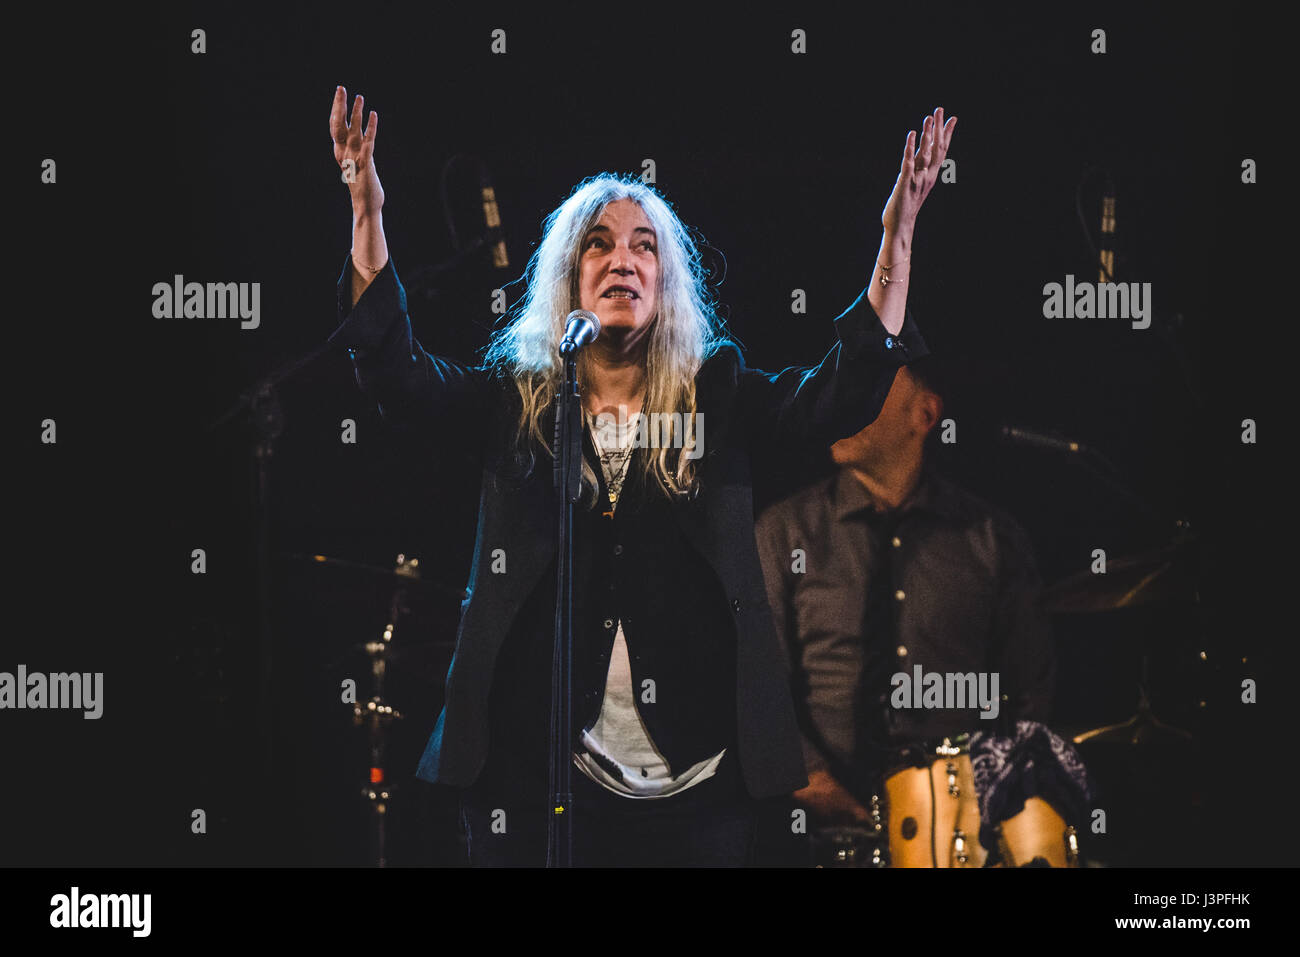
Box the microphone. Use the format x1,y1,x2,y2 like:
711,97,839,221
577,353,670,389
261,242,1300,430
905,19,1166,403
479,165,509,269
999,424,1088,455
560,310,600,355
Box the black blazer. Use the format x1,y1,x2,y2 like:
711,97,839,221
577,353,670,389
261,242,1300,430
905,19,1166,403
329,253,928,799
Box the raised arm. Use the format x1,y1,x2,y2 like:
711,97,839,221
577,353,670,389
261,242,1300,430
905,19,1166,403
327,86,491,451
330,86,389,307
869,107,956,334
739,107,955,455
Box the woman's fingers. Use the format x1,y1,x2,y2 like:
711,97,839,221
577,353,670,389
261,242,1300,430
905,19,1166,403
884,107,955,229
897,108,957,184
931,115,956,189
917,108,957,191
331,86,380,173
933,108,944,162
330,85,349,143
931,109,952,164
349,94,365,147
360,110,378,159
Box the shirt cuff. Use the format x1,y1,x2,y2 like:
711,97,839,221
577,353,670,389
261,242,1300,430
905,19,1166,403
327,252,407,357
833,287,930,365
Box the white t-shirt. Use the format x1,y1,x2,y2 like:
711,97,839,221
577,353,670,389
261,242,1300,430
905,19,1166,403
573,411,727,798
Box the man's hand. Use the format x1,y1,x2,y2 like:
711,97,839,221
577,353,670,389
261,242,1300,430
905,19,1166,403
330,85,385,214
794,769,872,825
881,107,956,240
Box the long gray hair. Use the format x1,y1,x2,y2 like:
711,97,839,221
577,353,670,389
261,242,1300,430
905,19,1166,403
483,173,729,501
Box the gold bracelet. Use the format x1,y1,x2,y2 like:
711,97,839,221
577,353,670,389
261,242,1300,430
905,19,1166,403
351,250,384,275
878,254,910,286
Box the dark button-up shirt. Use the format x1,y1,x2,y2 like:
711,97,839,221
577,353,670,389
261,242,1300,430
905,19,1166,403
755,466,1054,795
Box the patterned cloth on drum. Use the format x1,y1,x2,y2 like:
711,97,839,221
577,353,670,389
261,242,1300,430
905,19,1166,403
970,719,1092,859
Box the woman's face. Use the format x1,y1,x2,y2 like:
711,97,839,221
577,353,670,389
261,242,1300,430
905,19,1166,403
577,198,659,340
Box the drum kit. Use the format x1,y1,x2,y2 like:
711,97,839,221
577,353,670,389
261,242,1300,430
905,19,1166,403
813,530,1201,868
291,513,1202,868
285,550,462,867
813,736,1080,869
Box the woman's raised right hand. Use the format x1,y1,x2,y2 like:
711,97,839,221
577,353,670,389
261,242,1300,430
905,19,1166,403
330,85,384,213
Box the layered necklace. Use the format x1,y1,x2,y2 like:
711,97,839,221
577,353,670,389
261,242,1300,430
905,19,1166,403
586,409,638,514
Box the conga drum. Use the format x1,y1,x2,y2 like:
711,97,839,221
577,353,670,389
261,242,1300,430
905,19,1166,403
996,799,1077,868
883,738,985,867
882,737,1080,867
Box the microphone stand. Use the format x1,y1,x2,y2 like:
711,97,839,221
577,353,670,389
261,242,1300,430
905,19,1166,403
402,227,508,301
547,347,583,867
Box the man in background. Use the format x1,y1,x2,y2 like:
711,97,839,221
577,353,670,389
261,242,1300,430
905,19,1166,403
756,359,1087,866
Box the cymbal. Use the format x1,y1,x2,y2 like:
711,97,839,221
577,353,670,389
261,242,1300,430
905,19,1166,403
281,552,467,601
1044,541,1198,613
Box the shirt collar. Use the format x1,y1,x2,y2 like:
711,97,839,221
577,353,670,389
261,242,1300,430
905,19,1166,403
831,462,965,523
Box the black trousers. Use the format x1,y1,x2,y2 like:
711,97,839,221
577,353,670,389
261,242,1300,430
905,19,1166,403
459,749,782,867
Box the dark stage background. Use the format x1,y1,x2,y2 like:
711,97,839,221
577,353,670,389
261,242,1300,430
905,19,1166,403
8,2,1284,868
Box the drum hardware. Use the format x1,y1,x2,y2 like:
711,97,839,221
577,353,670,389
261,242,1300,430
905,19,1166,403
293,547,460,864
952,827,970,866
1044,532,1201,749
1071,654,1193,747
946,765,959,797
942,737,970,864
812,826,888,868
810,793,888,868
344,553,422,867
828,830,860,866
1042,538,1198,614
1064,825,1080,866
283,551,467,602
1007,432,1208,854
